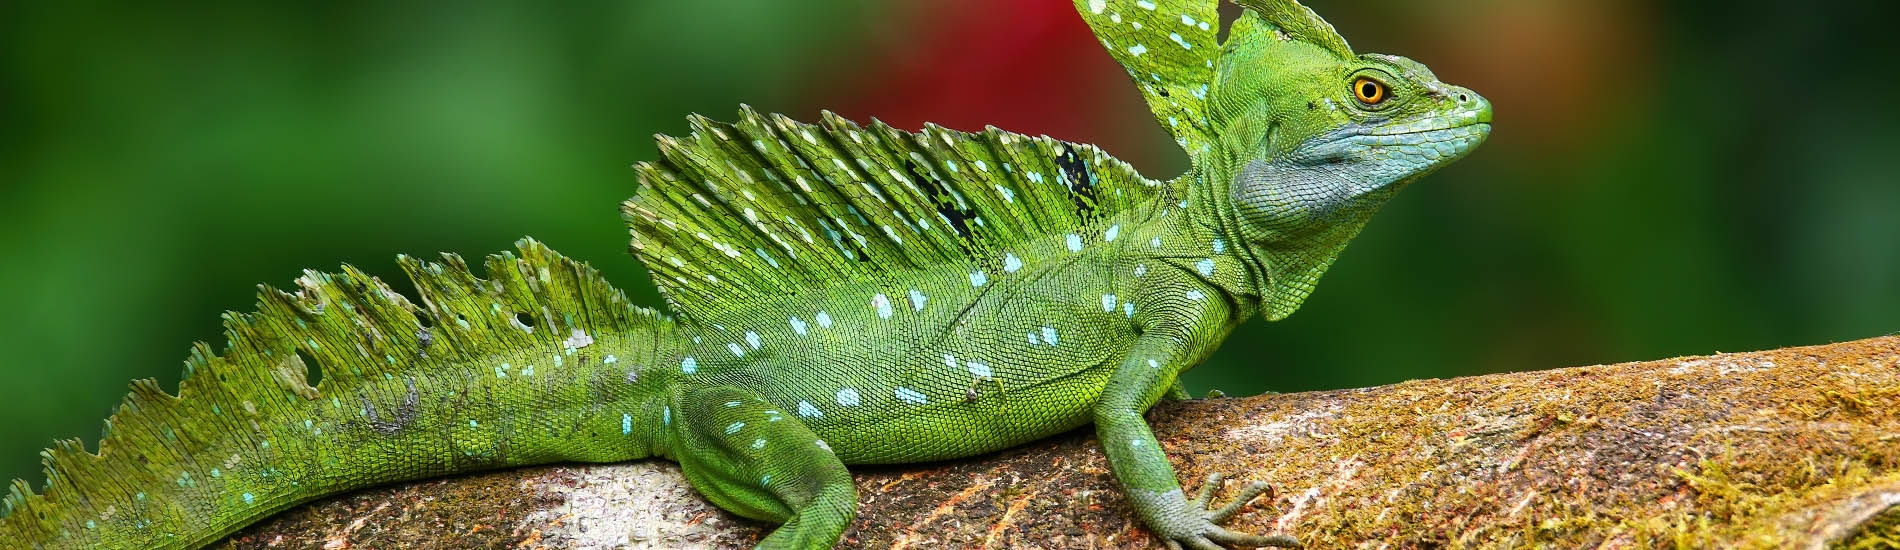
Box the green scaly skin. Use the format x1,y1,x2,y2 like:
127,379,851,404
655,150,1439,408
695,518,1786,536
0,0,1490,548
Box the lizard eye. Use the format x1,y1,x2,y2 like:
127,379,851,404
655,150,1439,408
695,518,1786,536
1352,77,1388,105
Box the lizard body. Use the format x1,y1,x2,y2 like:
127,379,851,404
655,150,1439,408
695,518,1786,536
0,0,1490,548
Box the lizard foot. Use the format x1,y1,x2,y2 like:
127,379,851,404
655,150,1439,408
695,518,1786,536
1155,473,1301,550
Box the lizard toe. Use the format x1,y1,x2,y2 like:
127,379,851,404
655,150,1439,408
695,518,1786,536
1210,480,1273,522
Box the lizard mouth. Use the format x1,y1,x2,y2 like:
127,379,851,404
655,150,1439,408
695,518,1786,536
1290,117,1490,168
1362,107,1493,137
1354,122,1489,145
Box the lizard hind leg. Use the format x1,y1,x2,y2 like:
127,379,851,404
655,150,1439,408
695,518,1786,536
670,385,857,550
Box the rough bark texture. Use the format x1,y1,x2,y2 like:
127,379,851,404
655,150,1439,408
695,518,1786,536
217,336,1900,549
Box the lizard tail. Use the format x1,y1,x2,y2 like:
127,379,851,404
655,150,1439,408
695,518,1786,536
0,238,676,549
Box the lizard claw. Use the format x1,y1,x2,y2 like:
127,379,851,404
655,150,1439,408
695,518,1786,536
1204,476,1271,523
1157,473,1300,548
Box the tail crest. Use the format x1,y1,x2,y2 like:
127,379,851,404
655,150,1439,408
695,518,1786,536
0,238,663,548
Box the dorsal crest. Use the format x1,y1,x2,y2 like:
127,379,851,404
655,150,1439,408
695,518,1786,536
1073,0,1225,156
624,107,1165,321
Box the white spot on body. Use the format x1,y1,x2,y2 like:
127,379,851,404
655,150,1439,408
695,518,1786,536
873,294,893,319
728,343,746,357
1151,237,1162,248
1101,294,1118,313
681,357,698,374
1124,302,1136,317
753,438,766,450
836,388,862,407
1088,0,1106,14
1042,326,1059,346
1135,264,1148,277
969,270,988,287
622,413,632,435
1186,290,1206,301
798,401,822,418
563,329,594,350
909,289,927,311
1105,224,1120,242
816,311,834,329
895,387,928,405
1128,44,1148,56
745,331,761,349
1197,259,1216,276
1170,32,1192,49
1213,238,1226,254
1136,0,1157,9
790,316,808,335
1004,253,1024,273
967,361,993,378
1067,234,1084,252
726,422,745,435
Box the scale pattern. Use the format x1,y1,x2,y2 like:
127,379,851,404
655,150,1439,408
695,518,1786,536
624,107,1166,321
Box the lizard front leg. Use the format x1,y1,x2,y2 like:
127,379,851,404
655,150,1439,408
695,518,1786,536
1095,283,1301,549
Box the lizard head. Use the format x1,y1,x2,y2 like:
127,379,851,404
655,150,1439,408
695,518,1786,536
1207,0,1492,319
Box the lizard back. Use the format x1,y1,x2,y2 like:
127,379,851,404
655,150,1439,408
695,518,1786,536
625,108,1197,464
624,107,1170,323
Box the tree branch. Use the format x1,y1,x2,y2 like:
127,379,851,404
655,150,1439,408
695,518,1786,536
219,336,1900,548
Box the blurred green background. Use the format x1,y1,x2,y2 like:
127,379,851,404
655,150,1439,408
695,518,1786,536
1,0,1895,486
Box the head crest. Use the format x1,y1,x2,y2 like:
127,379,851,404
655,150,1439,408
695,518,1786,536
1232,0,1354,59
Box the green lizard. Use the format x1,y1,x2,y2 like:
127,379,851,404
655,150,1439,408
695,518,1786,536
0,0,1490,547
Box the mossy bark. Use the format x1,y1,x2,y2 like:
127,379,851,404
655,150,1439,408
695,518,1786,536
217,336,1900,549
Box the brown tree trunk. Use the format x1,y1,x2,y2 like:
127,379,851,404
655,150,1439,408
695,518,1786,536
220,336,1900,549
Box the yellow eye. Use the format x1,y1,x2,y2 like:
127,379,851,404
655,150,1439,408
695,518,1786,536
1352,77,1388,105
